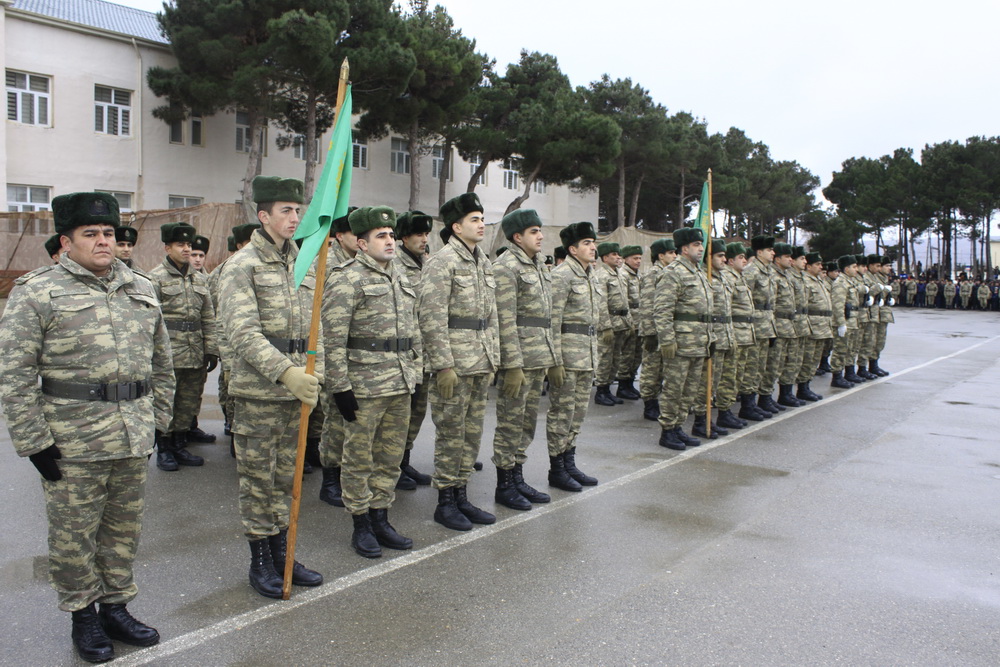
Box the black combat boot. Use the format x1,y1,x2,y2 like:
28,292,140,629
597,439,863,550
658,427,686,451
187,416,217,443
869,360,888,377
716,409,745,430
400,449,431,485
72,603,115,663
455,486,496,524
395,470,417,490
170,432,204,466
738,394,766,422
856,364,877,380
642,398,660,421
247,538,283,599
495,467,532,511
563,447,598,486
319,466,344,507
548,454,583,492
797,382,822,401
615,379,640,400
830,370,854,389
434,488,473,531
675,428,701,448
594,385,616,406
844,365,864,384
351,513,382,558
512,463,550,503
155,431,178,472
369,508,413,550
778,384,804,407
818,354,832,374
757,394,780,415
268,529,323,586
98,603,160,647
692,414,716,439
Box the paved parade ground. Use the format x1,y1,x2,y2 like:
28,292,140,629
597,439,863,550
2,308,999,666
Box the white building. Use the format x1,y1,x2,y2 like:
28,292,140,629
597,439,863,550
2,0,597,225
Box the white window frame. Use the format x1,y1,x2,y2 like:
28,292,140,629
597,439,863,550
432,145,453,181
7,184,51,212
390,137,410,174
169,118,183,144
191,112,203,146
94,85,131,136
97,190,133,213
532,179,547,195
235,111,267,154
292,134,319,161
468,154,486,186
168,195,203,209
502,158,519,190
353,135,368,169
6,70,50,127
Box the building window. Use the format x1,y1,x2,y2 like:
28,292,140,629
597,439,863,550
168,195,202,209
502,158,519,190
191,112,203,146
98,191,133,212
292,134,319,161
532,180,547,195
7,184,51,212
6,70,50,126
235,111,266,153
353,135,368,169
169,119,183,144
468,154,486,186
94,85,131,136
390,137,410,174
432,145,453,181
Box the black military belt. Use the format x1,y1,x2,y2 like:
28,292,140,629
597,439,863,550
732,315,754,324
561,323,596,336
266,336,308,353
165,320,200,332
845,304,856,313
674,313,712,324
42,378,152,402
755,303,773,311
448,317,488,330
808,309,832,317
611,309,629,317
347,337,413,352
712,315,732,324
796,307,807,315
775,311,796,320
516,316,551,328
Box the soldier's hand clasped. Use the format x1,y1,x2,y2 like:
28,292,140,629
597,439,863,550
332,390,359,422
28,444,63,482
279,366,320,408
501,368,525,398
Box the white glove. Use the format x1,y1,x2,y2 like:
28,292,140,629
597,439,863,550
837,325,847,337
888,297,895,306
865,296,874,306
863,285,870,294
882,284,891,293
279,366,319,408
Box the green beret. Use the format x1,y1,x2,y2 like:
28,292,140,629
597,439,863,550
867,253,881,265
396,210,433,238
750,235,774,251
252,176,304,204
233,222,260,245
725,242,746,259
620,245,642,258
44,234,62,258
52,192,120,235
792,245,806,259
805,252,823,265
672,227,703,249
773,242,793,257
501,209,542,241
554,246,567,261
709,238,727,256
349,206,396,235
560,222,597,249
161,222,196,244
855,254,868,266
333,206,360,234
838,255,856,271
597,242,620,257
115,226,138,245
440,192,484,226
227,235,237,252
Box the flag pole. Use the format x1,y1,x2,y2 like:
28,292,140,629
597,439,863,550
704,168,713,423
283,58,350,600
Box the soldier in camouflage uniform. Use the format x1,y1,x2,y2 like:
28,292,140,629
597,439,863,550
741,235,781,418
817,261,839,375
719,242,761,424
868,255,893,376
546,222,601,491
186,235,218,444
830,255,861,389
925,278,939,309
491,209,558,511
615,245,643,400
847,256,872,383
766,243,804,408
787,246,814,402
638,239,676,420
593,243,631,406
796,252,830,401
419,193,500,531
148,222,218,471
691,239,734,439
219,176,323,598
189,235,209,273
0,192,173,662
44,233,64,263
323,206,421,558
113,226,137,268
855,255,880,381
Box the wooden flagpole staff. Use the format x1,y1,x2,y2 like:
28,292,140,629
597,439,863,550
704,168,714,423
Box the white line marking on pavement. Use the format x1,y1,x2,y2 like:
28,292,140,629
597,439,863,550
115,334,1000,666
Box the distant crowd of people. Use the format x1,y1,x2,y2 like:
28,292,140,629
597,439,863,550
888,275,1000,311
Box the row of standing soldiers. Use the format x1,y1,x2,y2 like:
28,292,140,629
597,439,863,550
896,276,1000,310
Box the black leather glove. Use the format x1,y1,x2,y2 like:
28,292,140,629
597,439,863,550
333,390,359,422
29,445,62,482
769,337,777,348
204,354,219,372
709,342,716,357
410,385,421,410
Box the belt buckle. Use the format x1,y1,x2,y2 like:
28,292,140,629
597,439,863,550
382,339,393,352
295,340,307,354
587,325,596,336
479,318,488,330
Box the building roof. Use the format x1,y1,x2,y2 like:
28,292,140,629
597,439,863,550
11,0,168,44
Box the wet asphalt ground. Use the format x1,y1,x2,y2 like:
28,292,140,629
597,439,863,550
1,308,999,666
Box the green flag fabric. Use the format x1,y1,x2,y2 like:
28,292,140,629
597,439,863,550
293,85,354,288
696,179,712,242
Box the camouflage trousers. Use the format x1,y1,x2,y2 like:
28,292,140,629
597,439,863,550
405,373,432,452
233,398,301,539
693,350,727,416
777,336,803,386
616,328,641,381
638,339,664,400
492,367,546,470
42,457,147,612
759,337,786,394
830,328,858,372
430,372,491,490
341,392,409,515
858,321,878,363
798,338,828,383
873,322,889,358
595,329,628,386
318,390,345,468
167,366,206,433
546,368,593,457
658,355,705,430
848,325,863,362
717,344,750,410
218,365,232,423
742,336,771,396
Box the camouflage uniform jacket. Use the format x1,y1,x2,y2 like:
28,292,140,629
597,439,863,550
743,257,776,339
207,256,232,362
804,272,833,339
891,280,902,300
620,264,640,323
852,274,870,324
419,236,499,375
707,268,734,351
790,268,811,337
771,264,796,338
0,256,174,459
219,229,323,400
596,261,633,332
654,255,714,357
323,250,421,398
862,271,881,323
907,280,919,299
325,240,354,280
494,244,556,371
637,260,664,338
148,257,219,367
721,264,756,347
550,256,600,372
831,274,860,330
874,272,894,324
395,247,425,373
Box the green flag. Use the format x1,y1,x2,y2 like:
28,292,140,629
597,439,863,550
292,85,353,288
696,179,712,242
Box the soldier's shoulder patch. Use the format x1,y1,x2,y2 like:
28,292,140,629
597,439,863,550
14,265,58,285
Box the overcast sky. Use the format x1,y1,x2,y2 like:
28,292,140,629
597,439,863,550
123,0,998,196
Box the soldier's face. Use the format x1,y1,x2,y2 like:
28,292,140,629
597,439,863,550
165,241,191,265
455,212,486,245
359,227,396,265
259,201,301,241
793,256,807,270
844,264,858,277
402,231,429,256
65,225,116,276
115,240,133,260
858,265,867,275
663,250,677,265
190,250,206,270
681,241,703,264
727,254,747,271
516,226,544,257
774,254,793,269
806,261,823,276
624,254,641,271
711,252,725,272
570,238,597,264
602,251,621,267
336,230,359,255
828,270,839,280
757,248,775,263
